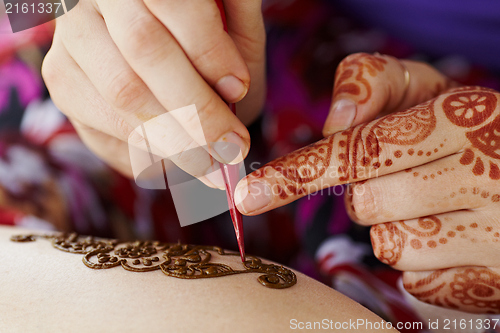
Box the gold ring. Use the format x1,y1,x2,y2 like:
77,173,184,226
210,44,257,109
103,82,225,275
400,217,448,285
398,60,411,106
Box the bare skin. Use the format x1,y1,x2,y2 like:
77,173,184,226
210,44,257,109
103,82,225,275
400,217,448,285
0,226,397,332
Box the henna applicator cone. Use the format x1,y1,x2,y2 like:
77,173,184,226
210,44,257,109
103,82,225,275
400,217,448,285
215,0,245,262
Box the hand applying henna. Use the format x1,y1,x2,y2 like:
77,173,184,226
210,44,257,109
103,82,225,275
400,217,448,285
236,54,500,314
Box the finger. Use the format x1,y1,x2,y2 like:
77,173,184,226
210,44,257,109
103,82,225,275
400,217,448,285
370,211,500,271
236,86,500,215
223,0,266,125
70,119,135,177
143,0,250,103
346,153,498,225
93,0,250,164
403,266,500,314
323,53,457,136
42,35,224,189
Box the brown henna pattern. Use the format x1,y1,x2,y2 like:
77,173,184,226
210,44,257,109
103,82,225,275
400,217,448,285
333,53,388,104
442,87,500,180
10,233,297,289
418,165,454,180
449,187,500,206
404,267,500,313
372,214,500,266
442,91,497,128
252,136,335,199
371,216,441,265
370,222,407,266
338,99,437,181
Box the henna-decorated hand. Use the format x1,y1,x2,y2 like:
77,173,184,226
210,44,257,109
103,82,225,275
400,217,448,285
235,54,500,313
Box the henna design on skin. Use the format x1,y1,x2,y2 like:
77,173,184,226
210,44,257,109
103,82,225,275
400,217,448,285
334,53,388,104
10,233,297,289
449,187,500,205
442,91,497,128
418,165,454,180
442,87,500,180
372,215,500,266
404,268,500,314
370,223,407,266
253,136,335,199
338,99,437,181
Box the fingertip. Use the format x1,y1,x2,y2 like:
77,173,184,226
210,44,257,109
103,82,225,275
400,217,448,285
323,99,357,136
210,131,250,165
234,179,272,215
215,75,249,103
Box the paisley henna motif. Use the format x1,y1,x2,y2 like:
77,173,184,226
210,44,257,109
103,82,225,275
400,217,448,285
466,116,500,160
371,100,436,145
405,268,500,314
338,99,437,181
334,53,388,104
370,223,407,266
254,136,335,199
400,216,441,237
10,233,297,289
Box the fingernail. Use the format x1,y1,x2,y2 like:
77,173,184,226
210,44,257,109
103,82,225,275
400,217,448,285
324,99,357,135
212,132,249,164
235,181,272,214
204,164,225,190
215,75,248,102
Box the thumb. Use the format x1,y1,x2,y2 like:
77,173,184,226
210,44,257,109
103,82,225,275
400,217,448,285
324,53,457,137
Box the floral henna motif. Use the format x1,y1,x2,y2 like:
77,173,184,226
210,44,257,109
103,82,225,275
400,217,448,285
442,91,497,128
10,233,297,289
405,268,500,314
253,136,335,199
334,53,388,104
442,87,500,180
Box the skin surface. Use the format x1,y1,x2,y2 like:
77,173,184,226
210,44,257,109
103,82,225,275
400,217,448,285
235,53,500,314
0,226,397,333
42,0,266,187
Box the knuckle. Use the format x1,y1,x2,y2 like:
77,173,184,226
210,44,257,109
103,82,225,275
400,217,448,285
108,112,134,142
195,93,221,122
106,70,146,111
189,40,222,71
124,14,170,62
41,50,61,89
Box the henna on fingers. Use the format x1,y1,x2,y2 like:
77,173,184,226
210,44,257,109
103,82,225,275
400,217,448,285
404,267,500,314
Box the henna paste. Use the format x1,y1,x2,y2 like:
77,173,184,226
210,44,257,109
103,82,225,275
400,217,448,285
252,136,335,199
371,214,500,266
334,53,387,104
443,87,500,180
10,233,297,289
405,267,500,314
338,99,437,181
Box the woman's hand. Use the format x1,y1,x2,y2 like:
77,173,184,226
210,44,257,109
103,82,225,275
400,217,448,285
42,0,266,188
235,53,500,313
